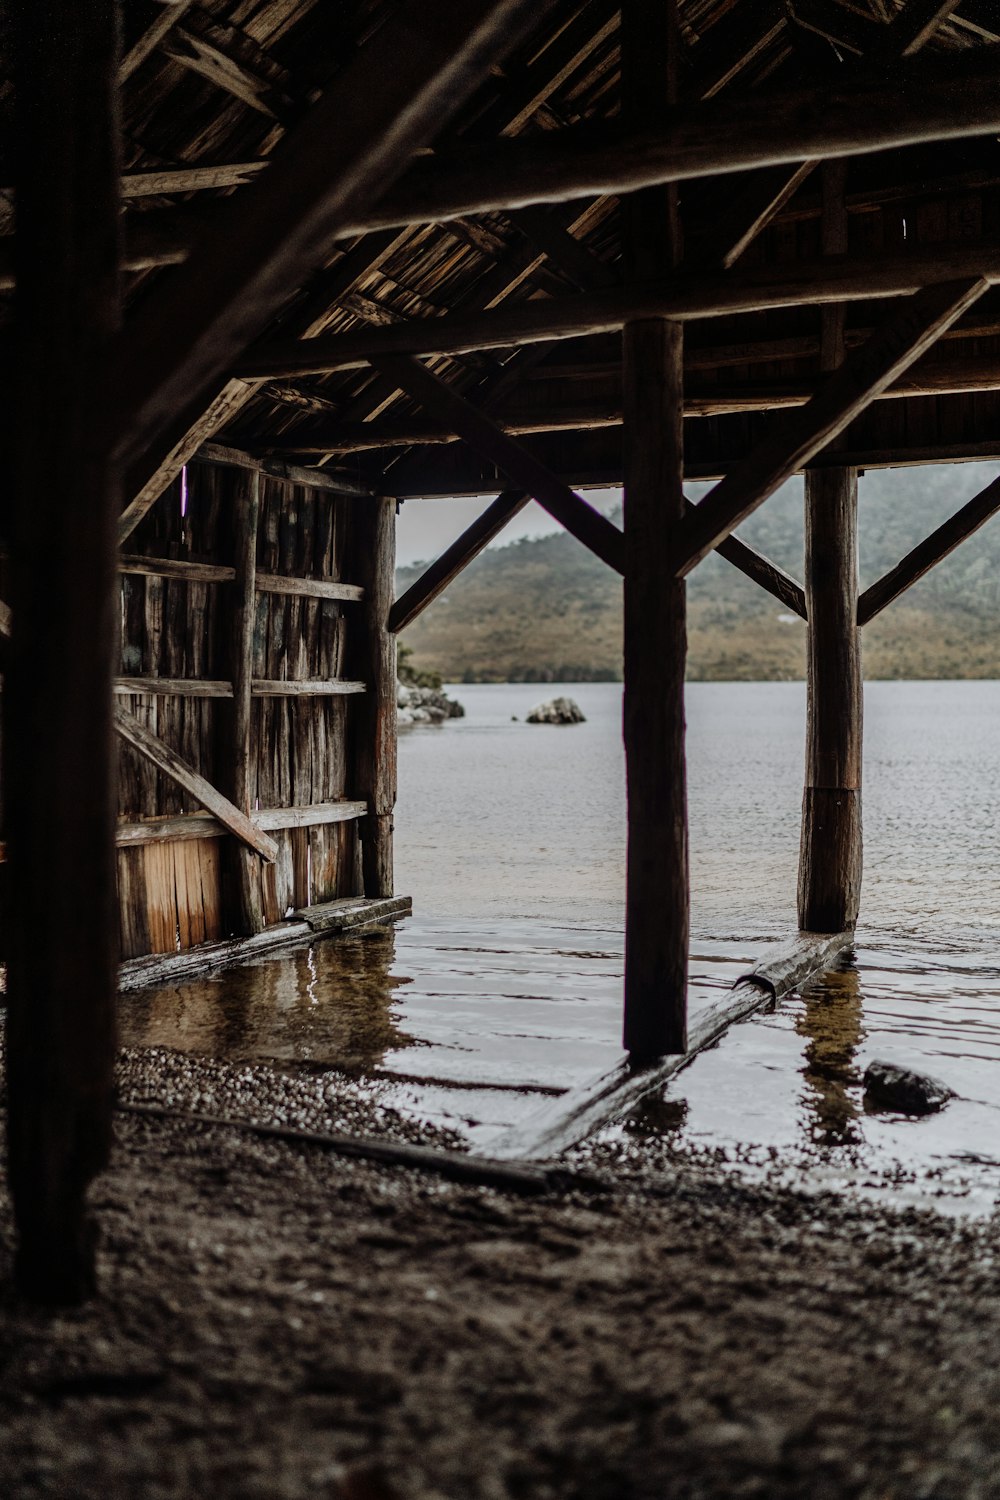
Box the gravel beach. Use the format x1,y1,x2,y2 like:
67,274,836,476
1,1043,1000,1499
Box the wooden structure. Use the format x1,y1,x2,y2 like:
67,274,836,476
6,0,1000,1297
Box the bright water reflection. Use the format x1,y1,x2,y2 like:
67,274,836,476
118,681,1000,1210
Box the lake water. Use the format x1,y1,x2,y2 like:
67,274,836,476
118,681,1000,1213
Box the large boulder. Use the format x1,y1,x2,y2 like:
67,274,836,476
863,1060,954,1116
526,696,586,725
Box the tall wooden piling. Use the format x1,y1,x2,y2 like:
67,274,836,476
350,497,397,898
222,468,265,933
621,0,688,1060
6,1,122,1301
798,465,863,932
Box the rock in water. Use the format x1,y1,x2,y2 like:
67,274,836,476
526,696,586,725
396,682,464,725
863,1060,954,1116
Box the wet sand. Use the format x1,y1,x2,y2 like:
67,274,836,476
2,1043,1000,1499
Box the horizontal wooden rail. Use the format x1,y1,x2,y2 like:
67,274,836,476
114,677,232,698
120,554,234,583
113,677,366,697
115,801,368,847
252,679,366,696
255,574,364,602
120,553,363,600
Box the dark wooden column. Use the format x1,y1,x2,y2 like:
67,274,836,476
621,0,688,1060
350,498,397,897
798,161,862,934
6,1,123,1301
798,465,863,932
222,468,265,933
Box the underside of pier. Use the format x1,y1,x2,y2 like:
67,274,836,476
3,0,1000,1336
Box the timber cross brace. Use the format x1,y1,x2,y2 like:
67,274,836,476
5,0,1000,1300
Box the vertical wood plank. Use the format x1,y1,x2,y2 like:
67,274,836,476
621,0,688,1061
221,469,265,932
349,497,397,897
6,0,122,1303
798,466,863,932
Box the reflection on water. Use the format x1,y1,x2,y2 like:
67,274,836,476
117,681,1000,1213
795,967,865,1148
121,929,413,1074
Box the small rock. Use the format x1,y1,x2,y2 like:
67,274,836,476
526,696,586,725
863,1060,954,1116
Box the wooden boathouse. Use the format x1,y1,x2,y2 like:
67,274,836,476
6,0,1000,1300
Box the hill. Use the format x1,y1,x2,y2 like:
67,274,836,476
396,463,1000,682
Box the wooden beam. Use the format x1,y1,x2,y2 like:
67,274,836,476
879,0,964,56
115,803,368,847
240,244,1000,377
389,489,530,633
348,497,398,898
255,574,364,602
370,354,625,572
798,468,863,933
119,897,412,991
121,0,197,78
621,0,687,1063
107,0,560,480
197,441,377,497
120,554,234,583
678,277,989,577
113,704,279,862
306,46,1000,235
858,475,1000,625
490,931,853,1160
221,468,264,932
262,348,1000,452
118,378,260,543
6,0,121,1304
251,680,367,695
683,160,818,272
119,161,268,195
712,523,807,619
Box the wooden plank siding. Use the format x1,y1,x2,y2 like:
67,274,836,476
113,460,369,958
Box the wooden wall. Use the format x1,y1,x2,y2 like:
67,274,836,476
115,460,368,959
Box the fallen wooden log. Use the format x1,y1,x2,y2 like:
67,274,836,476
116,1101,607,1197
118,896,412,991
489,930,853,1161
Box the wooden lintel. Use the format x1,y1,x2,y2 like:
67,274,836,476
113,704,279,862
678,277,989,577
858,473,1000,624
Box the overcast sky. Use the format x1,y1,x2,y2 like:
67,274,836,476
395,487,623,567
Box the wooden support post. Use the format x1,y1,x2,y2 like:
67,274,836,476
798,466,863,932
351,499,397,897
5,1,122,1302
222,469,265,933
621,0,687,1062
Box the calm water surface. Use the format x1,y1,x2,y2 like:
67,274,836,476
120,681,1000,1211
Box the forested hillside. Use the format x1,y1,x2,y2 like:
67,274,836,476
397,464,1000,682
